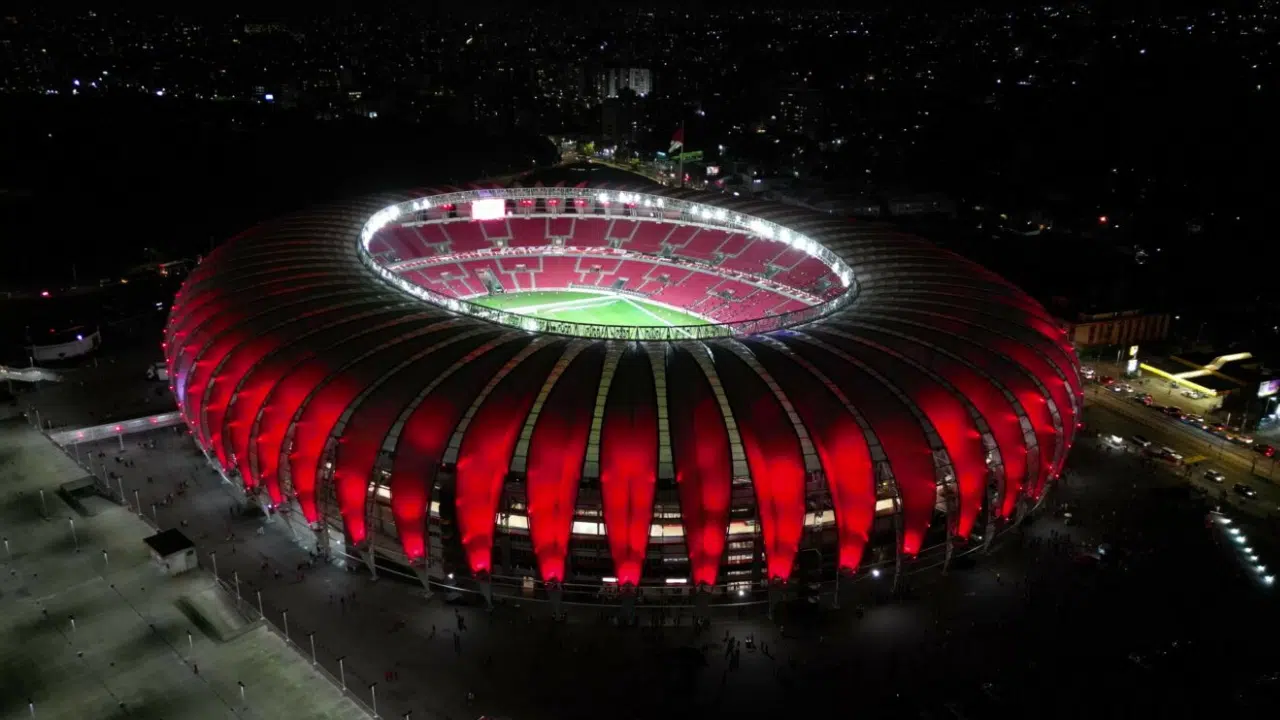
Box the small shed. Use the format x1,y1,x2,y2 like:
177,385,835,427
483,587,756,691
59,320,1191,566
143,528,198,576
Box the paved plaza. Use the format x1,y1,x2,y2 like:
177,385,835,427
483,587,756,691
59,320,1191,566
0,419,369,720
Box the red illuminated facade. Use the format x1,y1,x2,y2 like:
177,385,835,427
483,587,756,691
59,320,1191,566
164,184,1081,599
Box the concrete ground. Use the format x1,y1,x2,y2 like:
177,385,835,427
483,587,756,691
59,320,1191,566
33,403,1279,720
0,420,369,720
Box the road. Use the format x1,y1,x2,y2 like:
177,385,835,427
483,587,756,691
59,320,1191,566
1083,386,1280,522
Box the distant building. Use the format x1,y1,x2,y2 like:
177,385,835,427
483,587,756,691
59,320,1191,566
1069,310,1171,348
600,99,636,146
887,193,956,217
595,68,651,100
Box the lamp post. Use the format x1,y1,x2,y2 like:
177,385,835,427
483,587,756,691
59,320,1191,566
68,518,78,552
308,631,317,665
209,550,217,578
338,656,346,690
369,683,378,718
281,610,290,643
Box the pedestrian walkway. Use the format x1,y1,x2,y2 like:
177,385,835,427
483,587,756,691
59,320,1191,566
0,419,369,719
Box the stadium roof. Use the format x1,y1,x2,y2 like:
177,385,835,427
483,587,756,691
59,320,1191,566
165,183,1082,588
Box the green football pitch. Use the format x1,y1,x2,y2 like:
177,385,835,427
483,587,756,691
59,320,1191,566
470,290,709,328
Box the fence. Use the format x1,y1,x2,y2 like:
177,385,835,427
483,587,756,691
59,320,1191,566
32,416,381,719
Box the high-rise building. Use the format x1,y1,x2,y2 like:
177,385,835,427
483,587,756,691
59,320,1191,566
595,67,651,100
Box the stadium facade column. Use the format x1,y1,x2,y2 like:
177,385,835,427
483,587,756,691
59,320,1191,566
694,585,712,622
767,578,784,620
410,564,434,599
547,580,563,618
983,467,1001,553
832,568,855,609
619,585,637,626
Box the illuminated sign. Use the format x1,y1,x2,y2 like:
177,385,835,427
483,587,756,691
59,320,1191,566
1129,345,1139,358
470,198,506,221
1259,379,1280,398
706,165,721,177
1126,358,1138,374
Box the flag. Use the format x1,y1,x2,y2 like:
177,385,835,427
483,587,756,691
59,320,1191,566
669,128,684,154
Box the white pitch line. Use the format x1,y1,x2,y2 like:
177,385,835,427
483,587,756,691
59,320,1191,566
624,298,694,338
540,299,622,317
504,294,618,315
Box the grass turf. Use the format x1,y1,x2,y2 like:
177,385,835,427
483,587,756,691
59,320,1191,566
470,290,708,328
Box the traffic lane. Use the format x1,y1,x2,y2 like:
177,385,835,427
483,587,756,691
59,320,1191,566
1088,387,1280,482
1082,401,1280,519
1076,409,1280,583
1084,360,1222,416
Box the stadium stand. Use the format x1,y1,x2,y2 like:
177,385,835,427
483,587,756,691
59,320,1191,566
623,221,672,253
719,235,786,274
442,222,492,253
568,217,610,247
374,218,834,320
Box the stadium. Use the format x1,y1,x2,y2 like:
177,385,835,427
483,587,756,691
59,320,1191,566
164,180,1083,607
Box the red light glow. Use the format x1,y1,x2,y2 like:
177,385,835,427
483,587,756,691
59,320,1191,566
389,338,526,562
711,346,806,582
748,340,875,571
666,347,732,586
525,348,604,582
456,343,564,575
599,349,659,586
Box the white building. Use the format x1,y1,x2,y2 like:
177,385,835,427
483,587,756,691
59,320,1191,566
596,68,651,99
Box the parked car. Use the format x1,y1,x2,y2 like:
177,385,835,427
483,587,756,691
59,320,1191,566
1254,444,1276,458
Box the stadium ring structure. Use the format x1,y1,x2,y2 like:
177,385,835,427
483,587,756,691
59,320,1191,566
165,181,1083,608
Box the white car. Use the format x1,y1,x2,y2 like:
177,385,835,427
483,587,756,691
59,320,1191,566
1203,470,1225,483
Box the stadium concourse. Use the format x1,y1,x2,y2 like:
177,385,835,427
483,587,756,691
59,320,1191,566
164,182,1084,616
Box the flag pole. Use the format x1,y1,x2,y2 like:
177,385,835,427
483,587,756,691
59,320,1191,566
677,121,686,189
